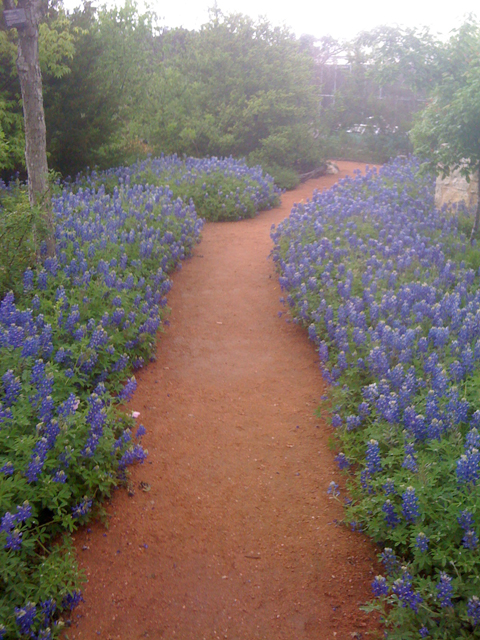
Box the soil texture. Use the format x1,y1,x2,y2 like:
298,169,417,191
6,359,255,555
66,162,381,640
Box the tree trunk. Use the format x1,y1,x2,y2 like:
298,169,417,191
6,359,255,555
5,0,55,257
470,169,480,245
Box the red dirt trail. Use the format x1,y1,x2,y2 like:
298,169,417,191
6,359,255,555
65,162,381,640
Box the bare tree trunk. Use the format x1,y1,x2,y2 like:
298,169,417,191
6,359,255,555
470,169,480,245
4,0,55,257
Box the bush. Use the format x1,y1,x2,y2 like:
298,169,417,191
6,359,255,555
272,157,480,638
80,155,281,221
325,129,413,164
0,184,40,299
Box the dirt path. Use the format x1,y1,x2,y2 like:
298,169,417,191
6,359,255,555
66,162,381,640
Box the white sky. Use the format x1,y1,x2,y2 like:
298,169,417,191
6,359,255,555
62,0,479,41
149,0,478,41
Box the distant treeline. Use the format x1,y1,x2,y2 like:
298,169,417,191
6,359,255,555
1,1,479,186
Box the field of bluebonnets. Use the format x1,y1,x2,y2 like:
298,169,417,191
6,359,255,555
0,156,280,639
272,156,480,639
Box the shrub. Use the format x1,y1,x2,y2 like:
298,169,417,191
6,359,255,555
0,184,41,299
80,155,281,222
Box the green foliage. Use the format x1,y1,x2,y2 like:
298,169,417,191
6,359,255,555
42,1,148,177
317,25,443,163
411,18,480,238
82,156,281,222
0,28,24,176
0,185,42,298
325,128,412,164
411,19,480,177
138,12,325,183
169,173,262,221
39,9,76,78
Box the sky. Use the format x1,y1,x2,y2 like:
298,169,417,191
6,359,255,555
146,0,478,41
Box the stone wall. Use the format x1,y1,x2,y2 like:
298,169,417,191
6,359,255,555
435,168,479,211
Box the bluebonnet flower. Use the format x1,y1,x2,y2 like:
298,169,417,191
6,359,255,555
327,481,340,497
456,449,479,485
135,425,146,438
419,627,429,637
458,510,475,530
38,269,48,289
358,401,370,416
1,511,16,533
382,500,400,528
367,347,390,377
15,501,33,523
5,529,22,550
61,590,84,610
466,427,480,448
392,570,422,612
23,268,34,292
89,326,109,349
402,443,418,473
118,444,147,469
15,602,37,634
53,470,67,483
331,414,342,428
71,498,93,519
58,394,79,417
462,530,478,549
345,415,361,430
415,532,429,552
334,452,350,470
2,370,22,406
0,461,14,475
25,453,45,483
436,572,453,607
366,439,382,473
382,478,396,495
468,596,480,625
118,376,137,401
402,487,420,522
372,575,389,597
380,548,399,575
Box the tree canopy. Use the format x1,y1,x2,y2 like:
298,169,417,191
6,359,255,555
411,19,480,238
2,0,480,188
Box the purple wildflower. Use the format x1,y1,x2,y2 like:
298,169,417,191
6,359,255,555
372,575,389,597
382,500,400,528
415,532,429,552
14,602,37,634
436,572,453,607
135,424,147,438
5,529,22,550
327,481,340,497
468,596,480,625
71,498,93,519
402,487,420,522
118,376,137,401
366,439,382,473
392,570,422,612
334,452,350,470
61,589,84,610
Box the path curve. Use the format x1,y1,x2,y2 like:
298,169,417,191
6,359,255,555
66,162,381,640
